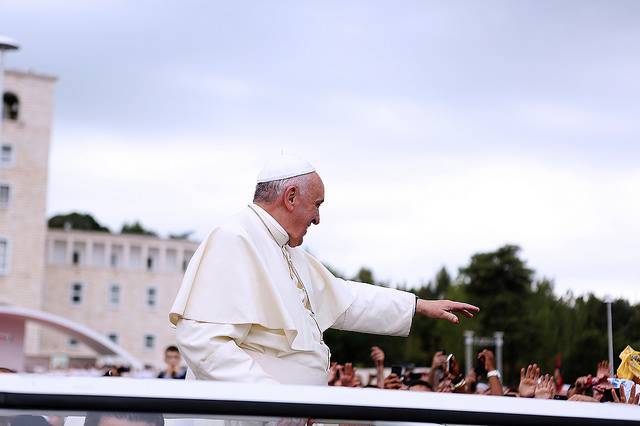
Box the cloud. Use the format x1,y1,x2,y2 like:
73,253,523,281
518,102,640,135
167,68,256,100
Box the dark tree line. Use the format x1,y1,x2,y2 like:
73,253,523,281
324,245,640,386
48,212,193,239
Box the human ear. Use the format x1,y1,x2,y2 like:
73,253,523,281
284,186,297,211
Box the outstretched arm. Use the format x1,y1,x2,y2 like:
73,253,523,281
331,281,479,336
331,281,416,336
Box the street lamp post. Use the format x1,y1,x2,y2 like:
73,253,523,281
494,331,504,375
0,35,20,145
605,296,614,375
464,330,474,375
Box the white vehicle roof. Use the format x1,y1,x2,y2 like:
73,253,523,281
1,375,639,425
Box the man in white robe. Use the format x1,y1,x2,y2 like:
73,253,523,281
170,155,478,385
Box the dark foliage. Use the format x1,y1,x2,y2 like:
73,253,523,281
325,244,640,386
48,212,110,232
120,221,157,236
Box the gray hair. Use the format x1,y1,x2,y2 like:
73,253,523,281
253,174,310,203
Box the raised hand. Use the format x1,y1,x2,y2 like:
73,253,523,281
431,351,446,370
383,373,404,390
429,350,446,389
534,374,556,400
416,299,479,324
519,364,540,398
465,368,478,394
370,346,385,367
478,349,496,372
340,363,359,387
479,349,502,396
328,362,339,385
596,360,611,379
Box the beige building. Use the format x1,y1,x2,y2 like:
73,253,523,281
0,70,56,357
1,69,199,369
40,229,197,367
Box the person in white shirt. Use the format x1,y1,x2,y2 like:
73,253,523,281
170,154,479,385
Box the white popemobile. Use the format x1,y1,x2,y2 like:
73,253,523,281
1,374,639,425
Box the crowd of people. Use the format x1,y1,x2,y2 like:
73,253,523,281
327,345,640,406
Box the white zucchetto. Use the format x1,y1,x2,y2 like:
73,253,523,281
257,154,316,183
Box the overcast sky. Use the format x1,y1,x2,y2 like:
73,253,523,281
2,0,639,301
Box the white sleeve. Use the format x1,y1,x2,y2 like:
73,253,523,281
175,319,279,384
331,281,416,337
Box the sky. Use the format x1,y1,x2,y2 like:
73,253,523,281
1,0,639,301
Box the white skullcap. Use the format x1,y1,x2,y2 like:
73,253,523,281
256,154,316,183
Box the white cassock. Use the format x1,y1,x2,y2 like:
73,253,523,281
169,203,416,386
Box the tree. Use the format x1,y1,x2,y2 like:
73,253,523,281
433,266,451,298
352,267,375,285
169,231,194,240
120,221,157,236
458,245,536,383
48,212,110,232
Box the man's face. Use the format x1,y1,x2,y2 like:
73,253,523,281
164,350,181,368
287,173,324,247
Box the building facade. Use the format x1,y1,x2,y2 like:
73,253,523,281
40,229,197,367
0,70,56,357
1,69,198,369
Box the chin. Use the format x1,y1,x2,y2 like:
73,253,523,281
289,235,304,247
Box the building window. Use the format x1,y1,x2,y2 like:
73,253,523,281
165,249,178,271
2,92,19,121
0,145,13,166
146,286,157,308
107,333,118,344
129,245,142,269
109,284,121,306
70,282,83,305
52,240,67,264
72,242,86,266
110,245,123,268
68,338,79,347
92,243,106,267
0,184,10,208
144,334,155,350
147,247,159,272
0,238,9,275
